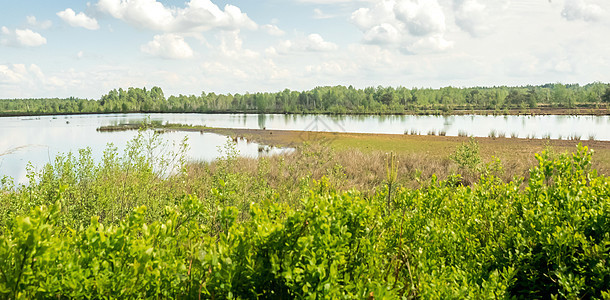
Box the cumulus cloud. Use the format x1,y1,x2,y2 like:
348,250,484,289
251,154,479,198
351,0,452,53
305,60,359,77
269,33,338,54
26,16,52,30
313,8,335,19
561,0,605,22
1,27,47,47
0,64,64,97
261,24,285,36
404,34,454,54
96,0,257,32
351,2,396,31
57,8,100,30
200,33,291,89
363,23,401,44
218,30,258,59
305,34,339,51
0,64,28,84
453,0,491,37
141,34,194,59
394,0,446,36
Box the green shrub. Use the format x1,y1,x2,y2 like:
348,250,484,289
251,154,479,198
1,143,608,298
450,137,482,174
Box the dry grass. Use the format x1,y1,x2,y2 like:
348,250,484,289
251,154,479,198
181,128,610,193
186,141,541,195
0,145,33,157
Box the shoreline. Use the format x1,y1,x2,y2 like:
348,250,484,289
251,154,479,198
93,123,610,176
189,127,610,175
2,105,610,118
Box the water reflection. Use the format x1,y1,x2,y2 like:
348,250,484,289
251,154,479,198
1,113,609,182
258,114,266,129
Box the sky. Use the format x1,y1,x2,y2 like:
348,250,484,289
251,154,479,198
1,0,609,99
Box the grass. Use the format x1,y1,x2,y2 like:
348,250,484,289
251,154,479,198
91,124,610,180
197,127,610,177
97,123,212,132
1,137,609,298
2,126,609,298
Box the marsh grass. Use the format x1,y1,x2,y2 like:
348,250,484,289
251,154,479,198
404,129,420,135
3,130,608,229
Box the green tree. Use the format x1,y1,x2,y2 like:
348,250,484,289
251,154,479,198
602,87,610,103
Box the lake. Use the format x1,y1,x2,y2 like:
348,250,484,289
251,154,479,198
1,113,609,183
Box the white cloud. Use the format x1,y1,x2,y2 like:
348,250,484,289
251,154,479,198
26,16,52,30
270,33,338,54
306,34,339,51
351,2,396,31
0,64,27,84
363,23,401,44
554,60,573,73
394,0,446,36
561,0,605,22
453,0,491,37
141,33,194,59
0,27,47,47
305,60,358,77
313,8,334,19
0,64,64,97
350,0,452,53
404,33,454,54
57,8,100,30
96,0,257,32
199,32,291,90
261,24,285,36
217,30,258,59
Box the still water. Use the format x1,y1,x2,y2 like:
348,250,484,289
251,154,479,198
1,113,609,183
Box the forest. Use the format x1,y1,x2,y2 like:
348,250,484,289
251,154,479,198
2,82,610,116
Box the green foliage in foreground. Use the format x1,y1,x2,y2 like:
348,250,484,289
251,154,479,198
0,145,610,299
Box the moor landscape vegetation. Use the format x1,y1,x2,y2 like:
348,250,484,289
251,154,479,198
2,0,610,299
1,84,610,298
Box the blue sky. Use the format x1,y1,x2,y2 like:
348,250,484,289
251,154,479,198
1,0,609,99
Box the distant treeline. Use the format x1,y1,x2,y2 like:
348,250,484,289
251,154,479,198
2,83,610,116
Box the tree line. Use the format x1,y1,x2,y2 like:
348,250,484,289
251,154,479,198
2,83,610,116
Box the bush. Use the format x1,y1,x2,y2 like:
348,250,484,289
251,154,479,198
1,144,609,298
449,137,482,174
